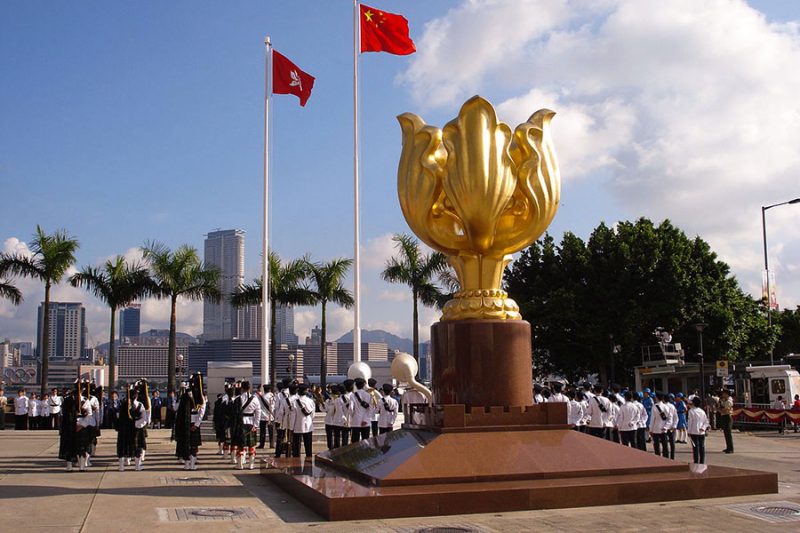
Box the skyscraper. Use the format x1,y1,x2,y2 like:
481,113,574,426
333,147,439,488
275,304,298,344
203,229,246,340
36,302,86,360
119,304,141,344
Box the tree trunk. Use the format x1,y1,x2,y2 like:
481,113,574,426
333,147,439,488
412,289,419,362
108,306,117,389
168,295,177,393
40,281,51,396
270,300,277,385
320,302,327,389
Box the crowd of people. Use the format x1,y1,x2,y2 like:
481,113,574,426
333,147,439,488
2,376,777,471
533,382,734,464
210,376,402,468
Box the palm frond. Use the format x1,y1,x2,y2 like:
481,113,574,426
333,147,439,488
0,280,22,305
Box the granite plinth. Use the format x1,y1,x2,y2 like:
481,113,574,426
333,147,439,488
431,320,533,408
263,429,778,521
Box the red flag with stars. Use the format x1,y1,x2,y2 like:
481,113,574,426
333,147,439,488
272,50,315,107
360,3,416,55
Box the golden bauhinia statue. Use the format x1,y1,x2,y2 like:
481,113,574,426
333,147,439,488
397,95,560,321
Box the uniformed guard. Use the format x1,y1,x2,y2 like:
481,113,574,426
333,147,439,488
351,378,372,442
367,378,381,437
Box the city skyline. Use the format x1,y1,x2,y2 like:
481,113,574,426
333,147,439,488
2,1,800,351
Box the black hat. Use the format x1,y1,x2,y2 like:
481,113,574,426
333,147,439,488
354,377,366,388
343,379,355,391
298,383,309,394
368,378,377,387
381,383,393,395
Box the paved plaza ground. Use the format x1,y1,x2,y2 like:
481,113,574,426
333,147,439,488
1,427,800,532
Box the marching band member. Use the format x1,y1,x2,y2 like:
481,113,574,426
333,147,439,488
291,383,315,457
378,384,398,434
351,378,372,442
231,380,261,470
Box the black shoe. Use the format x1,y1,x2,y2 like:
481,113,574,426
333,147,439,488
723,450,733,454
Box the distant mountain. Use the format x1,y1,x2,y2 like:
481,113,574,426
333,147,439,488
336,329,415,354
95,329,197,353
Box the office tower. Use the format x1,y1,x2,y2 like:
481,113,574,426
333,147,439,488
117,344,190,382
275,304,298,344
36,302,86,360
119,304,141,344
202,229,245,340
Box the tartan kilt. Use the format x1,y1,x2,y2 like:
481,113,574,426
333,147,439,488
134,427,147,453
242,424,257,447
76,426,95,455
214,425,228,443
190,426,202,448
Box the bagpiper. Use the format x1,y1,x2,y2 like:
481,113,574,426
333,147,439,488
174,372,206,470
230,380,261,470
58,384,78,471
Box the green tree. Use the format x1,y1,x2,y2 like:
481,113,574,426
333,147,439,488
307,258,354,389
0,280,22,305
70,256,154,387
381,234,448,361
505,218,773,384
774,307,800,358
141,242,220,393
231,252,315,384
0,226,78,395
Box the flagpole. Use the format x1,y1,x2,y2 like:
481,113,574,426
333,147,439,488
352,0,362,364
261,36,272,386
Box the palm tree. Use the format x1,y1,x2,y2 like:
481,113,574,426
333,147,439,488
231,251,315,384
381,233,448,361
70,256,154,387
141,242,221,393
0,280,22,305
307,258,354,389
0,226,78,395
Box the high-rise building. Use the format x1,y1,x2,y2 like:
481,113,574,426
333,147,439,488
119,304,141,344
333,342,388,376
117,344,189,383
36,302,86,360
203,229,246,340
275,304,298,344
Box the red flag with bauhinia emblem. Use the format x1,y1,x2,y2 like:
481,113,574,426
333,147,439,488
272,50,315,107
360,3,416,55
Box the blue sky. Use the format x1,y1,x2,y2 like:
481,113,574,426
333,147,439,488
2,1,800,348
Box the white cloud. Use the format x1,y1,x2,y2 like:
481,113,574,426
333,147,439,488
378,289,410,303
361,233,398,270
402,0,800,309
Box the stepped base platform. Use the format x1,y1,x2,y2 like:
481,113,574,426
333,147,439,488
262,428,778,521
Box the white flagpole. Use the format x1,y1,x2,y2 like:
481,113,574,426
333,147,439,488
261,36,272,386
352,0,362,363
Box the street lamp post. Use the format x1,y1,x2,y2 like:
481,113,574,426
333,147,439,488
762,198,800,365
288,353,295,381
693,323,707,404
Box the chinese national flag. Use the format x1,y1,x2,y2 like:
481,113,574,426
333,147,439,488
360,3,416,55
272,50,315,107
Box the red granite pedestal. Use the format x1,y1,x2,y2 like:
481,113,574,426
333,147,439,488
263,426,777,521
262,321,777,520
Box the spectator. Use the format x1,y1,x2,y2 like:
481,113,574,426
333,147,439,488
772,396,787,434
164,390,178,429
14,390,28,430
40,393,52,430
28,392,39,430
151,390,163,429
0,389,7,430
687,397,711,464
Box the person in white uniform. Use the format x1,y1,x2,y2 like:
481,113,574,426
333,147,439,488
291,383,315,457
232,380,262,470
377,384,398,434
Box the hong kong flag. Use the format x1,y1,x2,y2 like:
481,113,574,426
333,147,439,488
272,50,315,107
360,3,416,55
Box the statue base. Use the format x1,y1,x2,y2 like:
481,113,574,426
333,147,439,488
431,319,533,408
263,424,777,520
